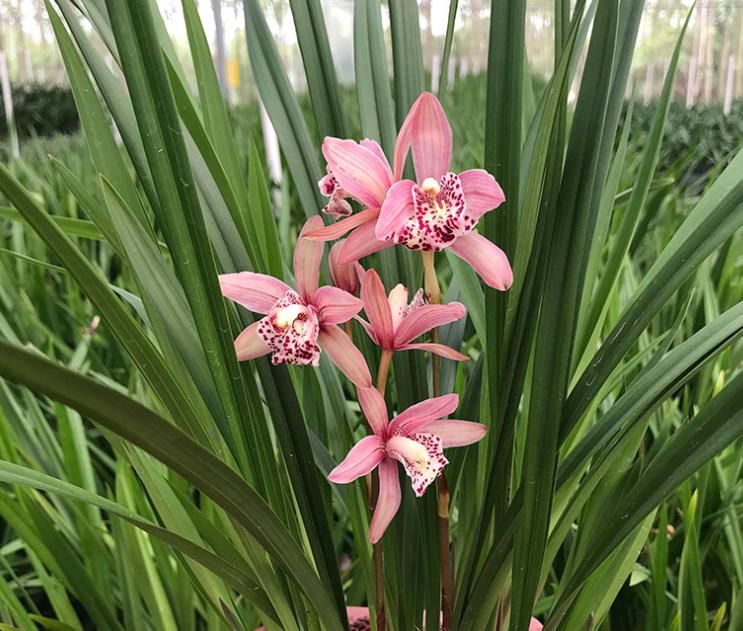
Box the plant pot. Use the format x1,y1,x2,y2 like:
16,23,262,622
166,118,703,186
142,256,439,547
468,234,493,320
256,607,543,630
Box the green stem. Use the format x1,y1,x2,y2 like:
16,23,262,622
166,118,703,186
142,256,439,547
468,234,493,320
371,349,393,631
422,251,452,630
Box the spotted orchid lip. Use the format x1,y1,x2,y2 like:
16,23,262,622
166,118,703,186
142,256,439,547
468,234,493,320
389,172,473,252
318,171,353,218
257,290,321,367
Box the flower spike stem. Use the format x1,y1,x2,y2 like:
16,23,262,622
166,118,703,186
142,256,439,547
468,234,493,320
376,349,393,398
373,348,393,631
422,251,453,630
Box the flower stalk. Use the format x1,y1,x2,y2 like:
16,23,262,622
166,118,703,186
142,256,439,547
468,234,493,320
373,348,392,631
423,251,452,630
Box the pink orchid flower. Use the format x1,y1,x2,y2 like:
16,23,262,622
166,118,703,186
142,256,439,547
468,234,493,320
376,93,512,290
359,268,468,360
328,387,487,542
309,92,512,290
219,216,371,387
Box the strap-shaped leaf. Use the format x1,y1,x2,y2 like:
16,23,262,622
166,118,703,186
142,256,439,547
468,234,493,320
243,0,324,218
289,0,346,139
0,163,211,443
0,460,279,624
0,340,343,631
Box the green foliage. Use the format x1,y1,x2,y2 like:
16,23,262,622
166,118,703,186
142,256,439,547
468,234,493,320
0,2,742,631
628,100,743,189
0,83,79,142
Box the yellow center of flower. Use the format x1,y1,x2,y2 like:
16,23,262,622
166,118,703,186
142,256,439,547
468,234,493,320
403,440,430,472
274,304,306,329
421,177,441,197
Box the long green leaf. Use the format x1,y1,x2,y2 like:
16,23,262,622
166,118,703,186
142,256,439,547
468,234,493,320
0,340,343,631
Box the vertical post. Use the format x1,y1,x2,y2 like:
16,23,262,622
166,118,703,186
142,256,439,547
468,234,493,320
686,55,697,107
643,61,655,105
736,14,743,98
211,0,228,96
447,55,456,90
724,55,735,115
259,98,283,208
0,51,19,159
432,53,441,93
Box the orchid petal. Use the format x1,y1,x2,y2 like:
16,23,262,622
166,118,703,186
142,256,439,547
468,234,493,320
393,92,452,182
318,324,372,387
304,207,380,242
394,302,466,347
327,435,385,483
323,137,393,208
234,321,271,361
360,138,390,166
219,272,291,314
387,284,410,332
399,342,468,361
357,386,389,436
388,393,459,436
328,241,360,294
376,179,416,241
386,433,447,497
313,286,362,325
337,222,392,265
294,216,325,301
369,459,401,543
360,269,395,348
459,169,506,220
419,419,487,447
449,231,513,290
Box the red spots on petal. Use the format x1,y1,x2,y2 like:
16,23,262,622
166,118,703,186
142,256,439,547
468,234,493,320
319,170,354,218
386,172,477,252
257,290,322,366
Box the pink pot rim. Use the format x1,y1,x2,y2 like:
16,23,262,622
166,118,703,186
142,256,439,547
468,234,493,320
255,606,542,630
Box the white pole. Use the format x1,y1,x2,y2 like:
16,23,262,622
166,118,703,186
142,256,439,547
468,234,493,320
0,51,19,159
259,98,283,208
643,62,654,105
447,56,456,90
211,0,228,96
724,55,735,115
686,56,697,107
431,53,441,93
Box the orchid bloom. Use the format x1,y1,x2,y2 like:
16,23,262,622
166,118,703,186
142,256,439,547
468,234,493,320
307,136,394,257
375,93,512,290
219,217,371,387
328,387,486,542
359,268,468,360
308,92,512,290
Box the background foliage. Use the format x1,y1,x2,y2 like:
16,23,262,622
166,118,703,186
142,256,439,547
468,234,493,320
0,1,742,630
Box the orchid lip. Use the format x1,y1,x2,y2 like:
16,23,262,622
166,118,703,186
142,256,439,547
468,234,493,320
257,290,321,366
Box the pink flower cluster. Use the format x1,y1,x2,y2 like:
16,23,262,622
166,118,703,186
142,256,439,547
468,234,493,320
219,92,512,541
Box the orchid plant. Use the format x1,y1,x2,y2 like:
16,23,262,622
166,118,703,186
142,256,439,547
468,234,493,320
2,2,743,631
219,92,508,630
